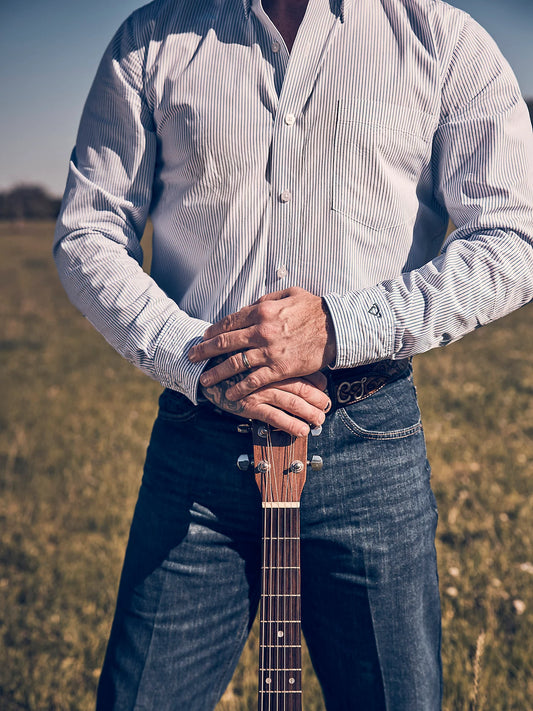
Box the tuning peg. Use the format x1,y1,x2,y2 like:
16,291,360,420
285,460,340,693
308,455,323,471
310,425,322,437
237,454,252,471
237,423,252,434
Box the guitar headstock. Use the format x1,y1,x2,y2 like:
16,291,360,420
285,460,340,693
251,423,309,505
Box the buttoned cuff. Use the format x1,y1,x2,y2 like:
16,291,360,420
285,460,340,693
152,313,212,404
323,286,396,369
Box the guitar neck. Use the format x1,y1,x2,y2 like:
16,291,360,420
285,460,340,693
252,422,307,711
259,505,302,710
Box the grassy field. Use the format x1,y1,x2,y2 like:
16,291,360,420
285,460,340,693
1,221,532,710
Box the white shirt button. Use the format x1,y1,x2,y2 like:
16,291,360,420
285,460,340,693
285,113,296,126
276,265,288,279
280,190,292,203
271,40,281,53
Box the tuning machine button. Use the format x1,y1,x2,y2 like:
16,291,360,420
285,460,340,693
237,454,252,471
310,425,322,437
307,455,323,471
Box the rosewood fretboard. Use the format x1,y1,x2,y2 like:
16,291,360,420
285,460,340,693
252,423,308,711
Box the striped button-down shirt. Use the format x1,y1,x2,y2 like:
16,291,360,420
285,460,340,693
54,0,533,403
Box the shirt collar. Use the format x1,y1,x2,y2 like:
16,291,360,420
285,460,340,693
242,0,346,22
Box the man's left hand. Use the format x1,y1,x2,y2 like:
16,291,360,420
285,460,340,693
188,287,337,401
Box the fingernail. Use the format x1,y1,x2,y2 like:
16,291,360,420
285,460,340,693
200,374,209,385
324,400,332,412
298,427,309,438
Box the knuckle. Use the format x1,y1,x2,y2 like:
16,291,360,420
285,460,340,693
298,381,311,398
221,313,234,330
256,323,270,342
246,373,263,390
215,333,228,350
277,360,291,378
257,301,275,320
287,395,300,411
244,394,259,409
230,353,242,370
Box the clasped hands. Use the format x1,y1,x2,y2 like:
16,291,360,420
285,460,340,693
188,287,337,437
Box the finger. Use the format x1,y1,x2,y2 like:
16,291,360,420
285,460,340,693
202,305,256,340
257,388,327,428
189,329,255,363
254,288,293,304
244,402,311,438
303,371,328,391
199,350,259,387
273,378,331,412
222,366,276,400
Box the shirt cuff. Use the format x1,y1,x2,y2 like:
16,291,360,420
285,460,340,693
152,313,213,404
323,285,396,369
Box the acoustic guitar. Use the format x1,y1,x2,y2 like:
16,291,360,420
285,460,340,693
238,422,323,711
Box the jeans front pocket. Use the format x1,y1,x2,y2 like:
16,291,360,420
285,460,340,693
332,99,435,231
338,374,422,440
157,388,198,423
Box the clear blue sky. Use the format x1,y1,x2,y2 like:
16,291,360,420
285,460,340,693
1,0,532,195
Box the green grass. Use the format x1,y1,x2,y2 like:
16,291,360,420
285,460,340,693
1,222,532,710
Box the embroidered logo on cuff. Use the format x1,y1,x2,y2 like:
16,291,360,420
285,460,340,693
368,303,382,317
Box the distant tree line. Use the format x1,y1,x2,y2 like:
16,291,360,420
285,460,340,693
0,185,61,221
1,99,532,221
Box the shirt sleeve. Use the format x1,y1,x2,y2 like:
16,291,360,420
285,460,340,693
324,15,533,369
53,11,211,403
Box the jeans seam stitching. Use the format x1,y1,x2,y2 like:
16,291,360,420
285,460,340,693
338,408,422,440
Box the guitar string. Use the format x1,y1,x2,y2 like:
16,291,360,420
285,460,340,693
267,426,274,711
291,434,301,707
267,426,276,711
285,434,296,708
261,427,303,709
260,423,266,711
286,435,295,709
258,424,264,711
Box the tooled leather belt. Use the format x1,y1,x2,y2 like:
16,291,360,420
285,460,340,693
325,358,411,412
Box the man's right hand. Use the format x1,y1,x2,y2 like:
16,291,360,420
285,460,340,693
201,370,331,438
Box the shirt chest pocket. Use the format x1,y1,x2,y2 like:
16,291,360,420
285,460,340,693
332,100,435,231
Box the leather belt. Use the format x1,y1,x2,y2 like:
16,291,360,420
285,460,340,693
326,358,411,412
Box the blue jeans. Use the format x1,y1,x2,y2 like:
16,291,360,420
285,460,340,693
97,371,442,710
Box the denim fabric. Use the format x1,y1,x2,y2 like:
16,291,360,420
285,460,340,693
97,372,441,710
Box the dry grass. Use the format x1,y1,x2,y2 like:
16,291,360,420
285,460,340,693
0,222,532,710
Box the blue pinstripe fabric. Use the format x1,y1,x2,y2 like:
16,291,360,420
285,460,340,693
54,0,533,403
